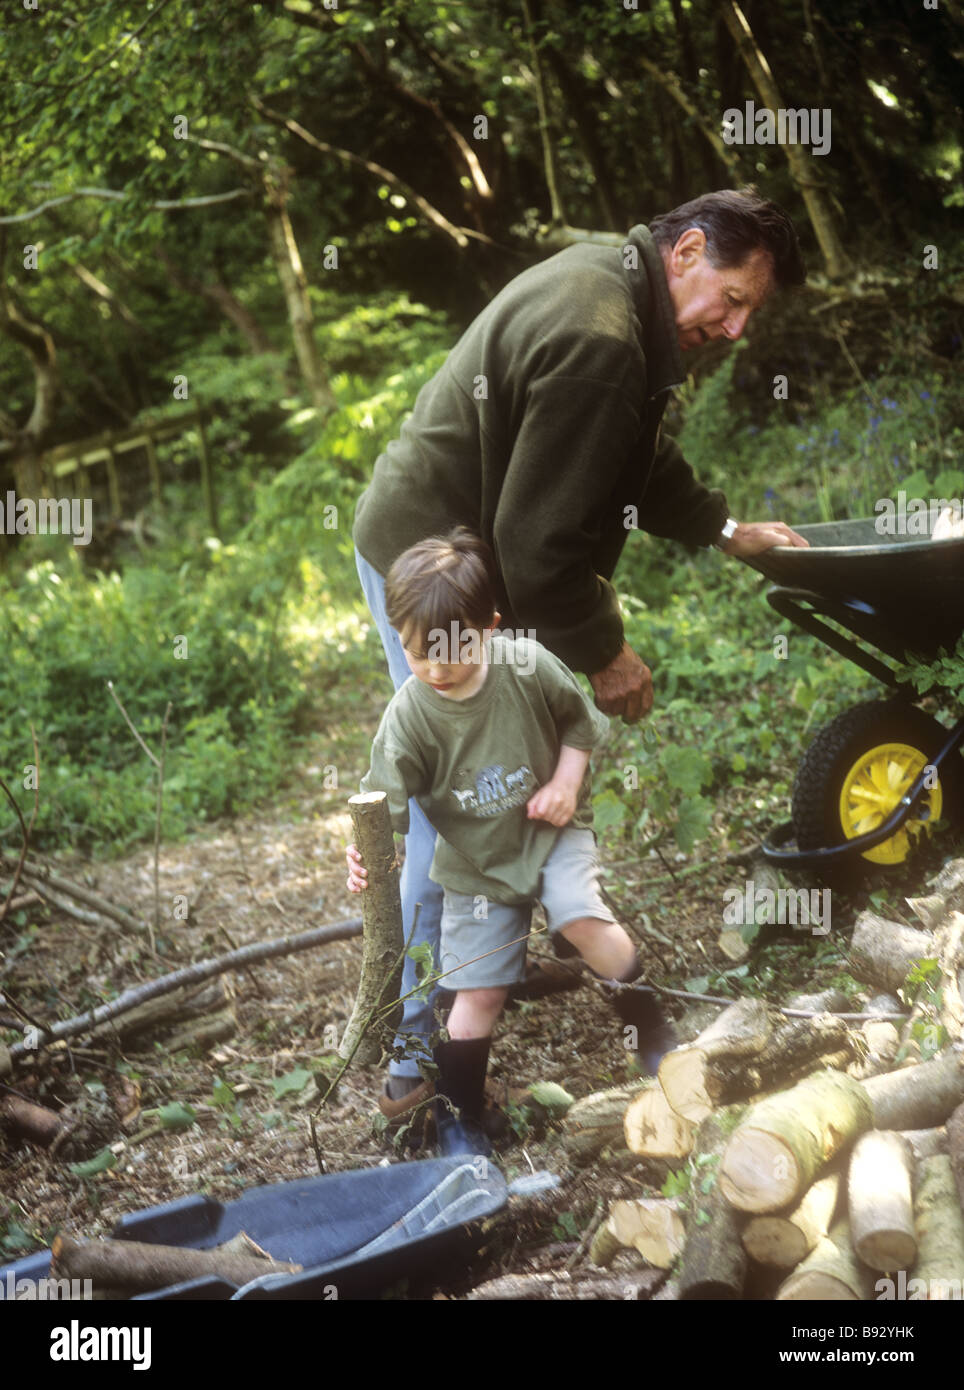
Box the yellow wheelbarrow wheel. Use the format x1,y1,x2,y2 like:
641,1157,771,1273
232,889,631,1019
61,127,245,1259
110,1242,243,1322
792,700,963,877
837,741,943,865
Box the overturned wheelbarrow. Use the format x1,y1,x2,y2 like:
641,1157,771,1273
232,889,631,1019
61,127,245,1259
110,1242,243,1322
744,515,964,876
0,1156,507,1300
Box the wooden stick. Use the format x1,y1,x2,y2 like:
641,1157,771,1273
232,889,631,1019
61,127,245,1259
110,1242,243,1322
338,793,404,1067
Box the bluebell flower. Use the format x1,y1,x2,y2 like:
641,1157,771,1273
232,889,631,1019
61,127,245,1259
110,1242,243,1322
870,415,882,432
830,428,840,446
919,390,932,401
881,397,899,411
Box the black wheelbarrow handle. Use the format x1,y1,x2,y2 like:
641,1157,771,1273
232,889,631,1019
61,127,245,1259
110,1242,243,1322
761,715,964,868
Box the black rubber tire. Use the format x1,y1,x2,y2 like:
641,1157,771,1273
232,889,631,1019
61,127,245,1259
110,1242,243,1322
791,699,964,876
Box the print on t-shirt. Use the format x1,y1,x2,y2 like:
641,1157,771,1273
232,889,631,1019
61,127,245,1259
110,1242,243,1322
452,764,534,817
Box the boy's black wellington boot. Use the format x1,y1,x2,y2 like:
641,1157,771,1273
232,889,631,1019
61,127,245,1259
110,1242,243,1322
433,1038,493,1158
606,961,678,1076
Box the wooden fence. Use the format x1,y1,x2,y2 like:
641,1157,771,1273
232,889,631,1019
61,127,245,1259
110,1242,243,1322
41,403,219,535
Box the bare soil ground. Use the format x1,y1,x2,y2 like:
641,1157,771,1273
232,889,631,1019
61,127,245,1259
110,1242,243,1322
1,784,947,1299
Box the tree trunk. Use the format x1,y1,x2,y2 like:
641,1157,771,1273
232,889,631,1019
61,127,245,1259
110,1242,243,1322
263,167,334,413
847,1130,917,1272
720,1070,873,1213
338,793,405,1067
720,0,850,280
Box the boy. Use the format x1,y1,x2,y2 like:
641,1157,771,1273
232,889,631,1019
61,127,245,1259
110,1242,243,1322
346,527,676,1155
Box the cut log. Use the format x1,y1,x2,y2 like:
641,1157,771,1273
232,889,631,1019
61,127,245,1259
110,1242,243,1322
466,1269,664,1300
786,987,850,1013
0,1093,65,1146
912,1154,964,1299
741,1171,841,1269
863,993,904,1016
862,1044,964,1129
339,792,404,1067
946,1101,964,1207
847,1130,917,1272
899,1126,947,1161
604,1197,685,1269
51,1233,301,1293
934,910,964,1041
658,999,775,1122
624,1084,696,1158
677,1107,747,1300
659,1002,856,1122
559,1080,648,1163
775,1218,876,1300
848,1019,900,1080
720,1069,873,1213
848,911,935,994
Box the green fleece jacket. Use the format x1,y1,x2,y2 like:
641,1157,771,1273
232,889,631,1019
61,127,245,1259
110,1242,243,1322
353,224,729,675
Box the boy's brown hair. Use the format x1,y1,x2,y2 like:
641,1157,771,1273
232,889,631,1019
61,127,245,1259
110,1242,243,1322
384,527,498,642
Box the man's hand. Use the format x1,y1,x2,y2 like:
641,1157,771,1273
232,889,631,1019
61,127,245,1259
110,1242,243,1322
721,520,809,555
346,842,367,893
589,642,653,723
526,780,579,827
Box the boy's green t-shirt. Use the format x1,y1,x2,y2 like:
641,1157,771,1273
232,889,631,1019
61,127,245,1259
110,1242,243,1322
360,635,610,905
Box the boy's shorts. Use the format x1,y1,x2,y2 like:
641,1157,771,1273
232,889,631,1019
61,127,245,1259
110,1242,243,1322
438,827,617,991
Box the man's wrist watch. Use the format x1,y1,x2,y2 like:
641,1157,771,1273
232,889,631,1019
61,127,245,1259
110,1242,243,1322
714,517,739,551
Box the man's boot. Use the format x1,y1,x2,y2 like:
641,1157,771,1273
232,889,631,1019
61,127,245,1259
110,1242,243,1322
605,960,678,1075
433,1037,493,1157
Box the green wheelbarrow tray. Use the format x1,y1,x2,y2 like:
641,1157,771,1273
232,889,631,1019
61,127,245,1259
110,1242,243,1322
741,516,964,869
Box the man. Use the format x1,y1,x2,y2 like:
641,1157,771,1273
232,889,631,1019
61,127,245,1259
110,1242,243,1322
352,187,809,1115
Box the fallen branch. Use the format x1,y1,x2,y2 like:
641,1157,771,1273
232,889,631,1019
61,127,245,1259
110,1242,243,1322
6,918,362,1063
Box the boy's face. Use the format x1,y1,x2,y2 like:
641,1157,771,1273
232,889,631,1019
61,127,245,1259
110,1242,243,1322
399,615,499,699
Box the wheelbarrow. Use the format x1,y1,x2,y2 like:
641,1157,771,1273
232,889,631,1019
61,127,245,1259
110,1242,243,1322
0,1155,507,1300
742,515,964,873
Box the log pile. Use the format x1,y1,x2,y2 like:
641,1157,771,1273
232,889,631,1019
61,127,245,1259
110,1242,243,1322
568,863,964,1300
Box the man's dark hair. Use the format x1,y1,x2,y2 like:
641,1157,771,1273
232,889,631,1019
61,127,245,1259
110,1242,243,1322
649,187,805,289
385,526,498,641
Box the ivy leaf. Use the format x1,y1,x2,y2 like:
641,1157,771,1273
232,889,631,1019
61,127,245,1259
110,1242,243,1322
156,1101,197,1130
272,1067,313,1098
